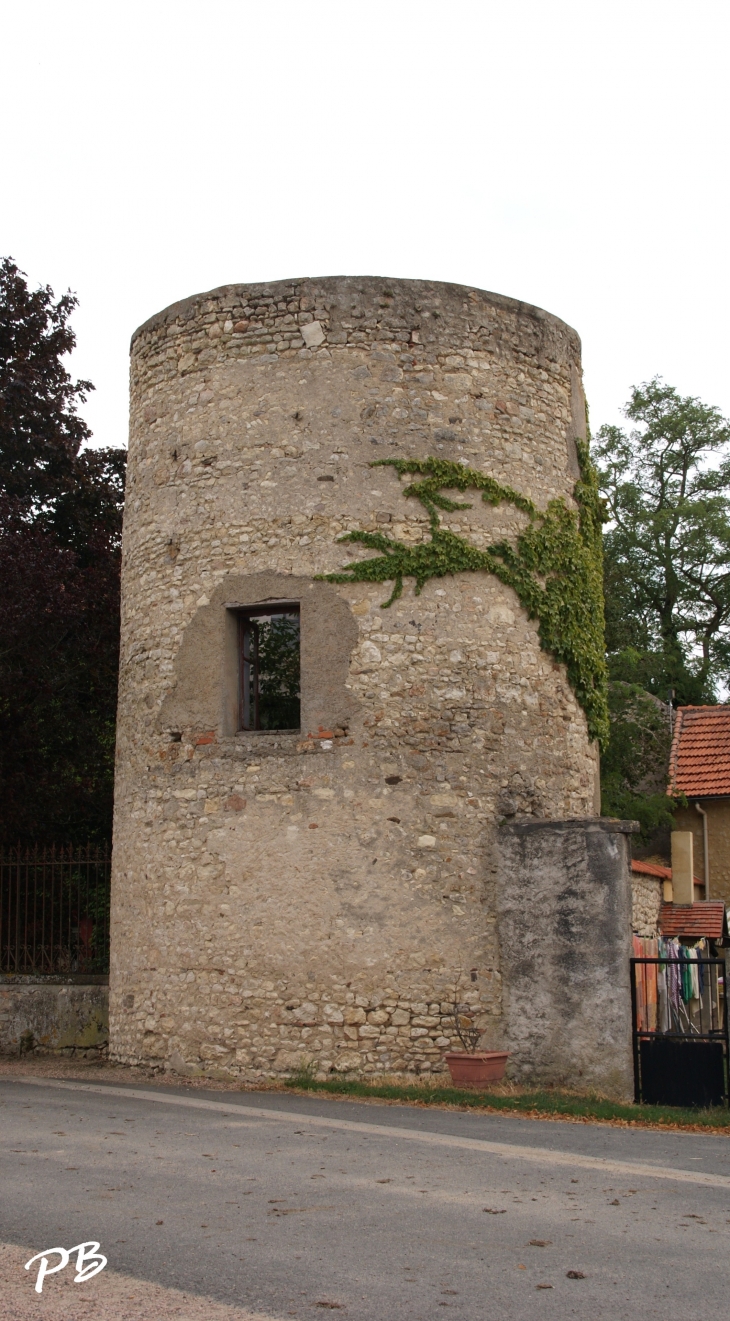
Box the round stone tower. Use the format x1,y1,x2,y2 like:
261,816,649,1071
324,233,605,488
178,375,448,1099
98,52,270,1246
110,276,601,1080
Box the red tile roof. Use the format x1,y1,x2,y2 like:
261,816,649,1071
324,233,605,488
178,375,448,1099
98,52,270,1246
631,859,672,881
668,705,730,798
631,859,703,885
659,901,727,940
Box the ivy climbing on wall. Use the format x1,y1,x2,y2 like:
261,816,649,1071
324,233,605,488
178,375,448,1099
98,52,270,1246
317,447,609,746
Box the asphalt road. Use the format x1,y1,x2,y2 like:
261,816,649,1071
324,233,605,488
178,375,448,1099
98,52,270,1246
2,1076,730,1319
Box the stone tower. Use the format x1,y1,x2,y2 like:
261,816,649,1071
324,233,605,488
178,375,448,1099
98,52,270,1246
110,276,609,1083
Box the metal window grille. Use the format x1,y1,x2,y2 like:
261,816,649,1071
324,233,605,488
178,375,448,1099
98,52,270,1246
0,844,111,977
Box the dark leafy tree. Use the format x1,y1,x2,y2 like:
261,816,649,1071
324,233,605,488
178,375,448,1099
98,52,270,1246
0,258,93,515
595,378,730,705
0,258,125,845
256,616,301,730
600,681,676,846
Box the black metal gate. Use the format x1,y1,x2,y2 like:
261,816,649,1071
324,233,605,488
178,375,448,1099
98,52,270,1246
0,844,111,976
630,956,729,1108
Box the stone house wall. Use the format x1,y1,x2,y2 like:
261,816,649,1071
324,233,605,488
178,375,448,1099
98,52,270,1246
111,276,601,1082
674,799,730,905
631,875,663,937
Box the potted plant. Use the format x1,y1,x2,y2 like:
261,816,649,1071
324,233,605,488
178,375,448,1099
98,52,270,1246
444,980,509,1087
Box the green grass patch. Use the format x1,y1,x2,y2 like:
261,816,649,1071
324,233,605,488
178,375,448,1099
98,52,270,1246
284,1073,730,1131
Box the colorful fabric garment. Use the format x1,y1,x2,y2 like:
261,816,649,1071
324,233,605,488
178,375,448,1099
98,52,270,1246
645,937,658,1029
695,939,706,996
690,949,700,1001
680,945,693,1003
632,935,659,1030
661,938,682,1017
632,934,646,1029
657,963,670,1033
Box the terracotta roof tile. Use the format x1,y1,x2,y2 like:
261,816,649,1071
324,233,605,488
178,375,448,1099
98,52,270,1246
659,901,727,940
631,859,672,881
631,859,703,885
667,705,730,798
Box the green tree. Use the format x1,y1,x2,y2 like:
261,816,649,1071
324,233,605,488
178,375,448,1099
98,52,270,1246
0,258,125,845
595,378,730,704
600,681,675,844
256,616,301,729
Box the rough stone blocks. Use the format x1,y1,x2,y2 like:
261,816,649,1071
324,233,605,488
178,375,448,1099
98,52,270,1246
111,276,605,1085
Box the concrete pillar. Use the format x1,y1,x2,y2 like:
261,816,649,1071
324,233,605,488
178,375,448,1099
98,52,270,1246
671,831,694,905
497,818,637,1100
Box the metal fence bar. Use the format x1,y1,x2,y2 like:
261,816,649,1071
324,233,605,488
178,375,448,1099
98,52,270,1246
32,849,39,973
0,844,111,977
630,951,641,1102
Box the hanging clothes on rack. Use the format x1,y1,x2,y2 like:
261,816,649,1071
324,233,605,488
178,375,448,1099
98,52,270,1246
659,937,682,1022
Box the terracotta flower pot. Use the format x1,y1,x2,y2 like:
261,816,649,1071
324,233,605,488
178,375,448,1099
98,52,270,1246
445,1051,509,1087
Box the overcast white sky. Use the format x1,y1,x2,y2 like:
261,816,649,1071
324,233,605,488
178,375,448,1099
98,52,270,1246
2,0,729,451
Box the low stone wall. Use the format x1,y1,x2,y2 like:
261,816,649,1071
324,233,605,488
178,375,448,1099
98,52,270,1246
0,978,108,1057
498,817,636,1099
631,873,663,936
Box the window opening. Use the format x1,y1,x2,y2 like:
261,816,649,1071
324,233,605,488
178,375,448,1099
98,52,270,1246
239,604,300,731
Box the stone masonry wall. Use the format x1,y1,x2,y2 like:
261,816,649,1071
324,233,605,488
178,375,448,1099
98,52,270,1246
631,874,663,936
111,277,600,1082
0,980,108,1057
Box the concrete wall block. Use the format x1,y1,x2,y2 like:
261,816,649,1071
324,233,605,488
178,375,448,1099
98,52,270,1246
497,818,636,1100
0,981,109,1055
671,832,694,905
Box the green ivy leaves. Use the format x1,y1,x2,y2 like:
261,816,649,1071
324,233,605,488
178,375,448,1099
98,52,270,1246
317,449,608,745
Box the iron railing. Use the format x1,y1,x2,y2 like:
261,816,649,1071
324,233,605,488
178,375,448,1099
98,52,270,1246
0,844,111,976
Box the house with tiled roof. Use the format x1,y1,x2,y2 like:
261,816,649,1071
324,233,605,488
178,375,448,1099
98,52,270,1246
668,705,730,906
630,858,727,941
